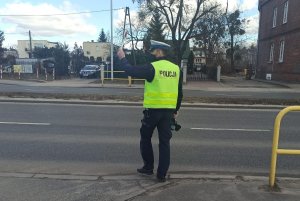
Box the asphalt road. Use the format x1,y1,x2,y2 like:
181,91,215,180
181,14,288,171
1,81,300,100
1,102,300,177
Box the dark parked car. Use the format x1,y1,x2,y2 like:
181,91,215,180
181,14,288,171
79,65,100,78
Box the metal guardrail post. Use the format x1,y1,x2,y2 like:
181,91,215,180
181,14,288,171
217,65,221,82
100,64,105,86
45,68,48,81
181,59,187,84
269,106,300,188
53,68,55,80
128,76,132,87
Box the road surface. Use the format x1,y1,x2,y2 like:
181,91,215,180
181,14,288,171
0,102,300,177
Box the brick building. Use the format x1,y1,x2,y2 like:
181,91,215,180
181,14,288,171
257,0,300,81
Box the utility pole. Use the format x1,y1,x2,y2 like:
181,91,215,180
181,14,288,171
123,7,136,65
110,0,114,80
29,30,33,58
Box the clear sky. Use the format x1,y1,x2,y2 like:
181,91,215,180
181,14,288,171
0,0,259,49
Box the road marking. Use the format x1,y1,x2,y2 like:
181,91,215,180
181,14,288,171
0,121,51,126
0,102,282,111
216,94,252,97
119,92,142,95
191,127,271,132
24,89,35,91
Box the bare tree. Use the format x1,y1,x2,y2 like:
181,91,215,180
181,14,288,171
192,6,226,65
115,11,148,50
132,0,218,64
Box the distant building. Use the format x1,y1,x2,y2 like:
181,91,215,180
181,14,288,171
166,40,190,61
3,50,18,59
193,49,206,65
257,0,300,81
82,41,111,61
17,40,58,58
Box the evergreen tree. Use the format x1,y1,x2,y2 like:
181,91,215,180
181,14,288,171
53,43,71,76
71,42,84,75
33,44,71,76
0,30,5,63
90,56,95,63
96,57,102,63
147,9,166,42
225,10,246,71
98,28,107,42
0,30,4,47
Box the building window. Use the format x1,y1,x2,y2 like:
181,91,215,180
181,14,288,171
279,40,285,63
269,43,274,62
34,43,43,48
86,51,90,55
283,1,289,24
273,7,277,28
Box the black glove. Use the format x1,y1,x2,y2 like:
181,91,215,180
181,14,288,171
171,117,181,131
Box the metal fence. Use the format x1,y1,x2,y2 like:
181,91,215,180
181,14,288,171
269,106,300,188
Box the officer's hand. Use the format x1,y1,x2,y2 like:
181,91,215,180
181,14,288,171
174,112,179,119
117,48,125,59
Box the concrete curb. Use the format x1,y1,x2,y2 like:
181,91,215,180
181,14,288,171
0,172,300,183
33,174,99,181
254,78,291,88
0,97,287,109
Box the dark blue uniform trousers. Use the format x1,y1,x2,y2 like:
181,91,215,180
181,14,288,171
140,109,173,177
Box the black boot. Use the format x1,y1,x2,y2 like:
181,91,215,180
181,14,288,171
137,168,154,175
156,174,166,182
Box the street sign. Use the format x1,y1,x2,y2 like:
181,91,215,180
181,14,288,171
13,65,33,73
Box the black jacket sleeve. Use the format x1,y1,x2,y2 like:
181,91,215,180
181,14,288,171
120,58,154,82
175,69,183,113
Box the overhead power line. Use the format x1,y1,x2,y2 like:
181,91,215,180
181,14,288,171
0,7,125,17
3,32,28,35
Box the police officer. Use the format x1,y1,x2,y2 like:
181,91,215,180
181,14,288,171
117,40,183,182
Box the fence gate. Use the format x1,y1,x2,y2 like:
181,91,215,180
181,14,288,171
187,71,208,81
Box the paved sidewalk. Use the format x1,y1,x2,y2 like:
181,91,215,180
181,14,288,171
1,75,300,91
0,172,299,201
185,75,300,91
1,75,299,106
131,177,300,201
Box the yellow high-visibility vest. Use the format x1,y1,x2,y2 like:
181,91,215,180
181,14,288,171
143,60,180,109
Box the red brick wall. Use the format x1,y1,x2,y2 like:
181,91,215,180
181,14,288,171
257,0,300,81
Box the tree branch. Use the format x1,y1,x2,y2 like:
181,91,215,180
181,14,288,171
183,4,218,41
156,1,174,28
